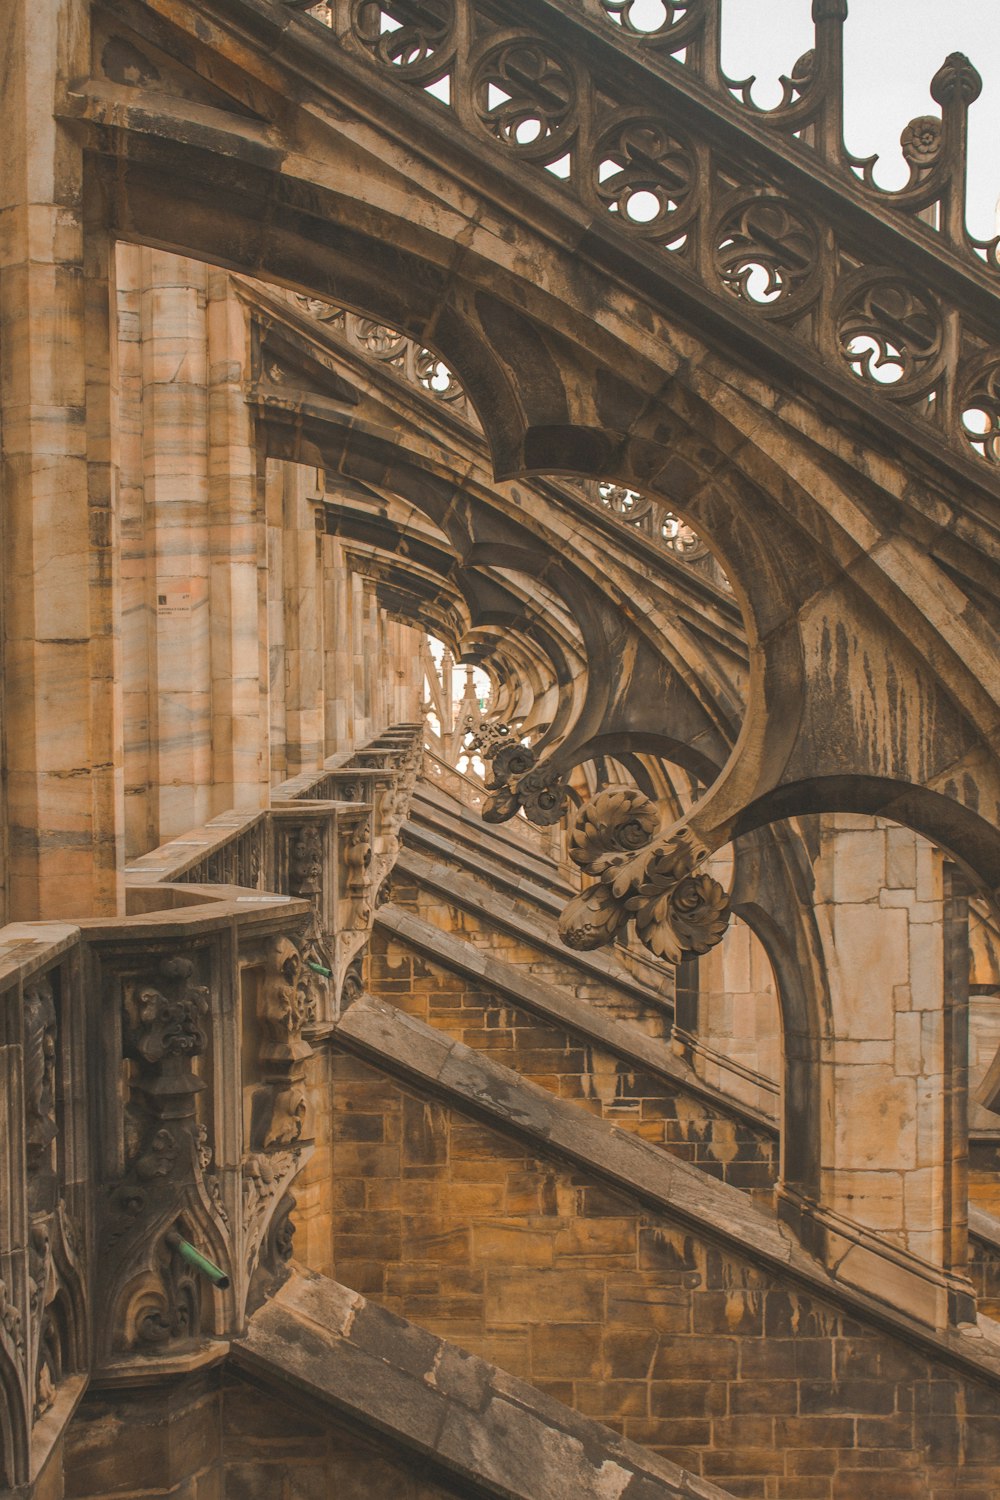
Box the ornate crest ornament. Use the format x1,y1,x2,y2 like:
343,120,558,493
558,786,730,961
466,720,570,829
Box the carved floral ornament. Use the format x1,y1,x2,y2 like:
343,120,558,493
558,785,730,961
466,721,571,828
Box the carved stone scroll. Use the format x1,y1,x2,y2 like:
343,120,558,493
558,785,731,961
471,724,570,829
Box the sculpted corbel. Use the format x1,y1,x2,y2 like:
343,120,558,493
558,785,731,961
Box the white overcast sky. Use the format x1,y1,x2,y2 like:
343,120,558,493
720,0,1000,239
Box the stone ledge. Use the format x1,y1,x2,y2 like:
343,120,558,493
412,782,570,886
233,1268,732,1500
395,846,672,1009
332,993,1000,1386
405,817,566,914
375,902,776,1137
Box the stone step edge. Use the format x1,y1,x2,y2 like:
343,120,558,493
375,902,777,1138
395,846,673,1012
406,805,675,999
409,797,570,885
413,780,570,883
234,1269,729,1500
332,993,1000,1392
404,818,566,917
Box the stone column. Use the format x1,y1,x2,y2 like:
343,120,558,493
781,815,974,1327
266,460,286,786
323,532,353,755
0,0,123,918
207,268,268,812
281,465,324,777
118,244,156,860
140,250,212,840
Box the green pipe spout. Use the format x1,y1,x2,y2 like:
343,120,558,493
166,1232,230,1289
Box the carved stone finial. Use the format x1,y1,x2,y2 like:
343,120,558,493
930,52,983,109
558,786,730,963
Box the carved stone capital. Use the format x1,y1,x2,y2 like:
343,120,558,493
558,785,731,962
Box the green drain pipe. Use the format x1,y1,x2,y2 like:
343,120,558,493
166,1232,230,1289
306,960,332,977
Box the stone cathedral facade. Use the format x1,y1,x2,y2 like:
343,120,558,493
2,0,1000,1496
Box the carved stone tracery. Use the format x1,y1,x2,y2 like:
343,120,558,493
323,0,1000,467
473,39,577,159
351,0,455,76
714,196,820,316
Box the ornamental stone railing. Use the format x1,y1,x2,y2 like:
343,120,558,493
290,0,1000,485
0,725,421,1491
0,891,312,1490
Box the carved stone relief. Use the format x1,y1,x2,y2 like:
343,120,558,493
102,951,230,1357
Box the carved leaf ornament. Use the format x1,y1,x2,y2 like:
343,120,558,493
474,726,571,828
558,785,730,961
